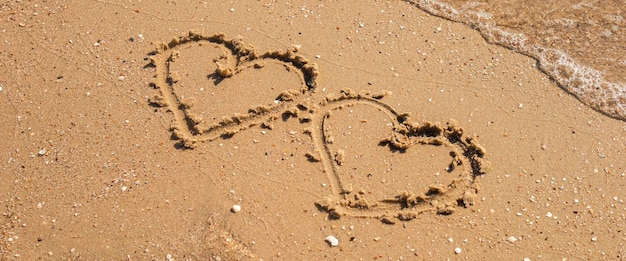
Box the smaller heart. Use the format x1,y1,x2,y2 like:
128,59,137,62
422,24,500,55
148,32,319,147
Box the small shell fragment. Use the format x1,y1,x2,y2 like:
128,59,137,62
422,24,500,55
325,235,339,247
454,247,462,254
507,236,518,243
231,204,241,213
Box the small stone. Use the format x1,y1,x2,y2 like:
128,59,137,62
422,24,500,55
454,247,462,254
591,236,597,242
545,212,553,218
325,235,338,247
121,186,127,192
231,204,241,213
38,149,46,156
507,236,518,243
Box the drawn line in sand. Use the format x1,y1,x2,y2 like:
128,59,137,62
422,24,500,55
148,32,489,223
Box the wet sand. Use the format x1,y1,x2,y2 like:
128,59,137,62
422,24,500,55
410,0,626,121
1,1,625,260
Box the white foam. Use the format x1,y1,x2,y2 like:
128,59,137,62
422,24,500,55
409,0,626,120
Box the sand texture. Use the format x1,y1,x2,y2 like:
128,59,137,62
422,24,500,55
1,1,625,260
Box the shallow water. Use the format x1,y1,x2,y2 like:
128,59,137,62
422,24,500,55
408,0,626,121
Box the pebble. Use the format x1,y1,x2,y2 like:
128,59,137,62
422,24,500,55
325,235,339,247
507,236,518,243
231,204,241,213
454,247,462,254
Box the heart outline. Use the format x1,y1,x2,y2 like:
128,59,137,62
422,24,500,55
149,31,319,148
310,90,488,221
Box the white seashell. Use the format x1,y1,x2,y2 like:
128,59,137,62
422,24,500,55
325,235,339,247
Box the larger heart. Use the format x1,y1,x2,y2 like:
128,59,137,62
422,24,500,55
148,32,319,147
312,90,489,222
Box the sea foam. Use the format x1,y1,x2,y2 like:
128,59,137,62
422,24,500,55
407,0,626,121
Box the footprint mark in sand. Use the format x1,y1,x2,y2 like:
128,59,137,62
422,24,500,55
148,32,489,222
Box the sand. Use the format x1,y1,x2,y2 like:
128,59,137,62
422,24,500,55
1,1,625,260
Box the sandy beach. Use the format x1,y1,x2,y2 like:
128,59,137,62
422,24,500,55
1,1,625,260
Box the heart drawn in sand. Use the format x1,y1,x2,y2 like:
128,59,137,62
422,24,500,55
310,90,489,222
148,32,489,223
148,32,319,147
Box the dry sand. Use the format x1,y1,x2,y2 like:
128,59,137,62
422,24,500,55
1,1,625,260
